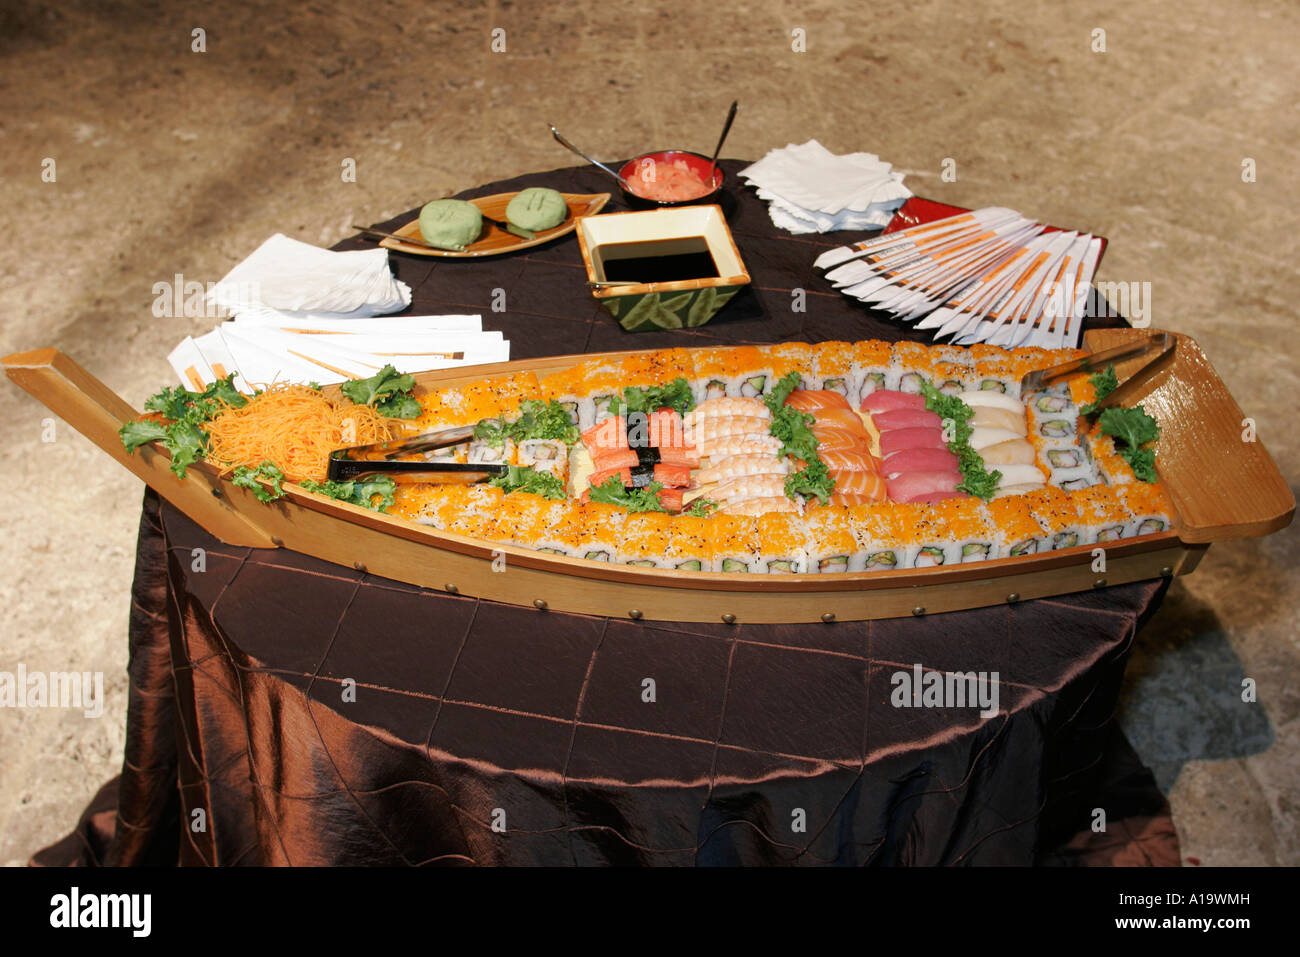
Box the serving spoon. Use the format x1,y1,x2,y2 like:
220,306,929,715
550,125,633,190
707,100,739,183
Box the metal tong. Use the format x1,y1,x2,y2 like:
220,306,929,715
1019,332,1176,418
327,424,506,483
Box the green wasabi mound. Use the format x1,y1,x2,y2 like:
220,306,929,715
506,187,568,232
418,199,483,250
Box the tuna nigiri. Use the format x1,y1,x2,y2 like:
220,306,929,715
879,427,949,457
862,390,927,414
870,408,944,432
881,447,960,476
886,470,961,503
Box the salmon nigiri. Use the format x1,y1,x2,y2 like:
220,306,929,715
820,449,879,473
786,389,852,412
811,427,870,453
828,470,887,501
808,406,869,436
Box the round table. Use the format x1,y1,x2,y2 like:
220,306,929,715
33,163,1177,867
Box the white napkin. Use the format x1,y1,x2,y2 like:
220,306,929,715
206,233,411,319
739,140,912,234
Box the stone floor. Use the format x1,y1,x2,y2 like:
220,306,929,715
1,0,1295,866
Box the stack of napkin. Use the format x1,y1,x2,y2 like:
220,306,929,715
739,140,912,234
205,233,411,321
167,314,509,392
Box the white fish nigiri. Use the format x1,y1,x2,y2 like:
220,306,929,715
960,390,1024,414
971,405,1027,435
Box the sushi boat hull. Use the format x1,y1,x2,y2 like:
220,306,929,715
3,329,1291,623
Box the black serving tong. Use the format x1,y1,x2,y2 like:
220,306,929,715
1018,332,1176,432
327,424,506,483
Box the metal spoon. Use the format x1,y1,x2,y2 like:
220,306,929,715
550,125,632,190
706,100,739,184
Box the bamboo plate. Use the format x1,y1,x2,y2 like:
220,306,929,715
3,329,1292,623
378,192,610,257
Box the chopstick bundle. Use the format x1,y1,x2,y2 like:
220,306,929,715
814,208,1103,348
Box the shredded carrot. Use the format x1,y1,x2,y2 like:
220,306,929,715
204,384,401,484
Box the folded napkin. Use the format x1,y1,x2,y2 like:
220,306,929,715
206,233,411,320
739,140,911,234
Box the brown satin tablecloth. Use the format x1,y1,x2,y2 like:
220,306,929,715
34,162,1179,866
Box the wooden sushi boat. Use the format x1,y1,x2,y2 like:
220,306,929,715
3,327,1293,624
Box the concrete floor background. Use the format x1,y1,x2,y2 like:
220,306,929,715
1,0,1296,865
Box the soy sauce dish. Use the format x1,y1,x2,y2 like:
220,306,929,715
618,150,724,208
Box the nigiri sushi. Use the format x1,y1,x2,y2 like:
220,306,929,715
693,453,789,487
881,447,960,476
886,470,961,503
870,408,944,431
879,427,948,457
862,390,927,414
786,390,852,412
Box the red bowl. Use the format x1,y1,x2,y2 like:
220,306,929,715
617,149,724,208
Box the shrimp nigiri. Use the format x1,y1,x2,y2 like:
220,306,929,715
718,496,798,516
693,453,789,487
684,396,770,427
711,474,789,503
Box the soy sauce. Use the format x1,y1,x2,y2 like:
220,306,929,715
596,237,719,284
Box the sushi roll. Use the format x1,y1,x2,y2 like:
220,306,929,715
850,339,894,397
933,497,996,563
986,495,1051,558
803,506,864,573
848,503,905,572
413,484,505,539
616,512,677,568
756,512,811,573
690,344,767,401
969,344,1021,396
890,341,933,394
896,502,956,567
517,438,570,483
1023,486,1085,550
665,515,715,572
1114,482,1176,538
1069,486,1130,543
811,341,856,400
1087,431,1139,486
711,514,761,573
752,341,815,394
467,436,515,465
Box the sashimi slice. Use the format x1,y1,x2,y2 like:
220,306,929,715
886,470,961,502
881,447,960,475
879,427,948,457
862,390,927,414
820,449,879,473
871,408,944,431
786,389,852,412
